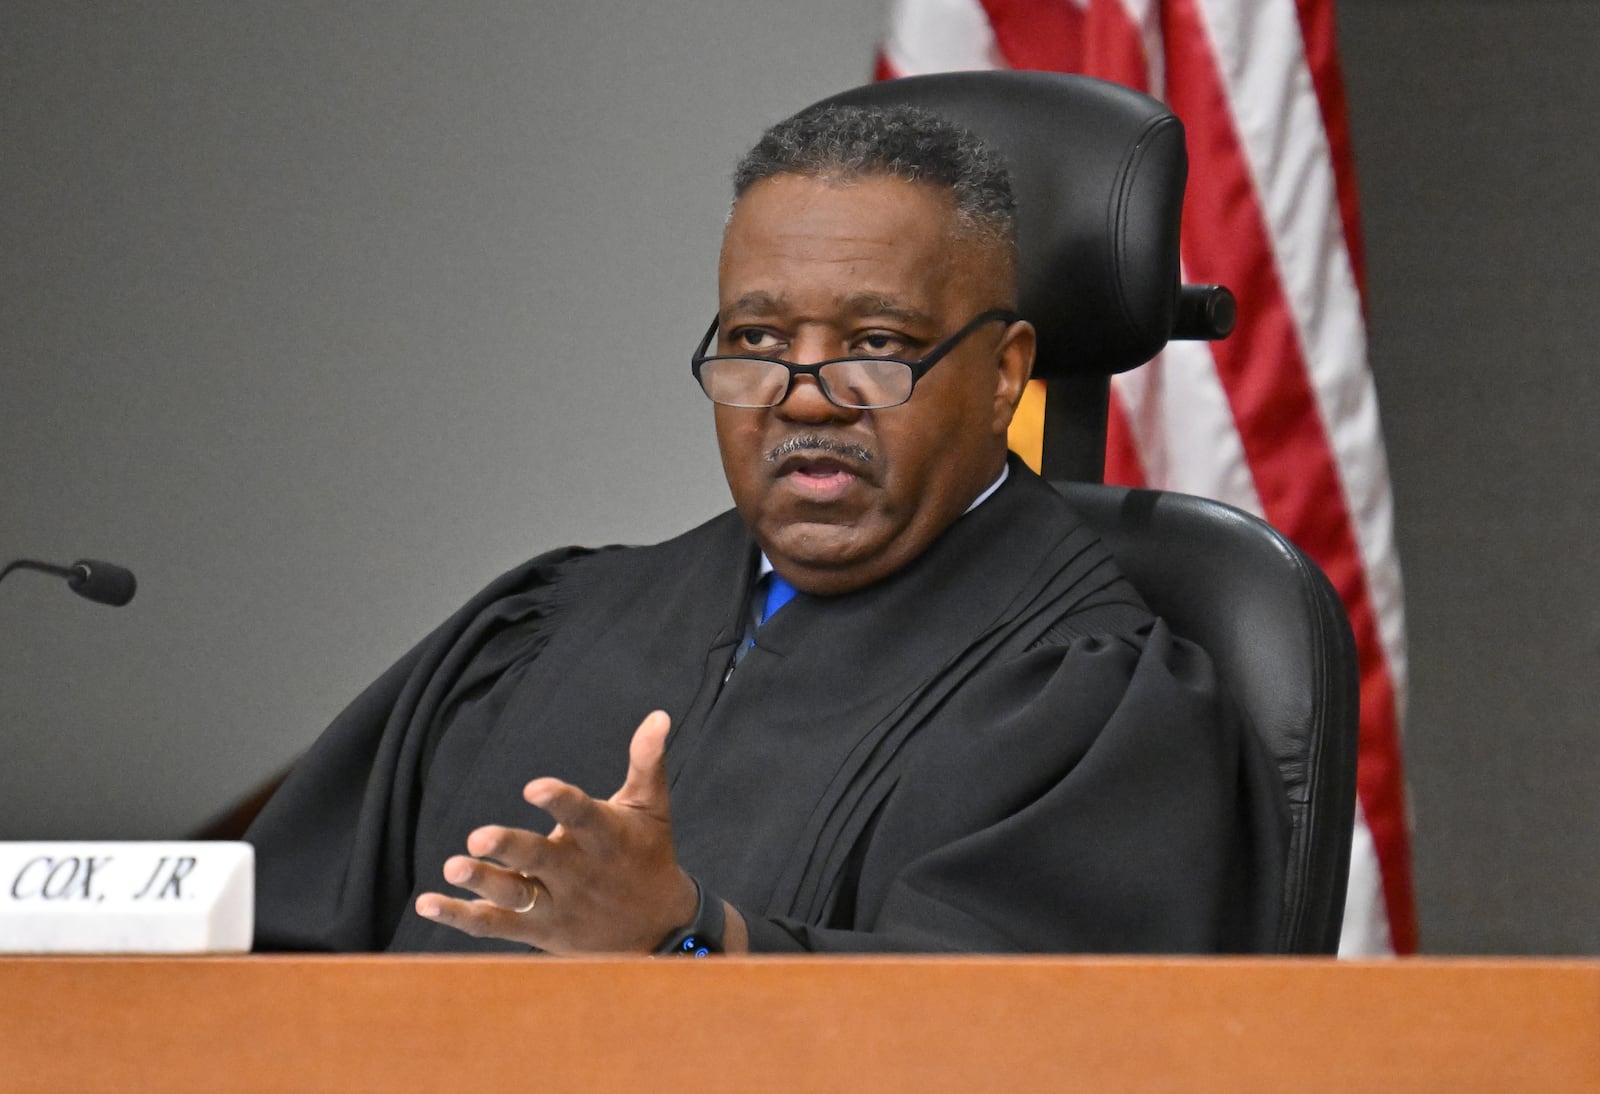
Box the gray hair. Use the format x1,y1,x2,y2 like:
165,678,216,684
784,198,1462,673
731,103,1018,254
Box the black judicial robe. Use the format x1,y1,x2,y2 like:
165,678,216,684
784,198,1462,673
247,459,1288,953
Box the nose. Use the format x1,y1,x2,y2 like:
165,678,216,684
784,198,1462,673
774,374,858,424
774,331,861,424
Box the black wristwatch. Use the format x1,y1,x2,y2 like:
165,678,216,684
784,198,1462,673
654,877,725,957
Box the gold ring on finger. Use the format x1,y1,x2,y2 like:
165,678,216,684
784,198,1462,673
512,876,541,914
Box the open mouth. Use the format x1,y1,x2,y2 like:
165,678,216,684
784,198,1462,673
775,453,867,501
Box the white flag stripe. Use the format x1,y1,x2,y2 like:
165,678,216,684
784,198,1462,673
1325,349,1410,720
1113,0,1168,99
1339,799,1395,957
1113,344,1264,515
1190,0,1408,709
882,0,998,73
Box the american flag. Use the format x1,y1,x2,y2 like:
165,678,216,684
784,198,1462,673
877,0,1416,955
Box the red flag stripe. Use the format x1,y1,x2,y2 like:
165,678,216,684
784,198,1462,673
1095,0,1164,96
976,0,1086,71
1104,386,1148,487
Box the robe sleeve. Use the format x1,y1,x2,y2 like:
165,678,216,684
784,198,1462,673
245,547,595,952
739,620,1289,954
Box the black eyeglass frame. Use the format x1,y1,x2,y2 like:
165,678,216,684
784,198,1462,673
690,308,1023,410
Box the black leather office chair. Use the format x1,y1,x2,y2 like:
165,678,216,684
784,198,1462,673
819,72,1359,953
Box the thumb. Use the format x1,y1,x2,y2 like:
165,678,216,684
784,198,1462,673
613,709,672,814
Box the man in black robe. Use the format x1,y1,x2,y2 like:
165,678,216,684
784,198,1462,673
246,104,1287,954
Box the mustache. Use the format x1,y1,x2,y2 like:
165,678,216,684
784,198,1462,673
764,434,875,465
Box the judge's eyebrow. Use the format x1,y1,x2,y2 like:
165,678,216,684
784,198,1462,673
839,294,934,329
723,292,935,329
726,291,787,318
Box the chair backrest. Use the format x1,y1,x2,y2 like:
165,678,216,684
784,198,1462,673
1058,483,1358,952
816,71,1359,952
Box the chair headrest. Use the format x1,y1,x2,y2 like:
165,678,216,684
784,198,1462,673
810,72,1187,380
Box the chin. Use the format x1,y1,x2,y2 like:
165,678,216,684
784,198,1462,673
763,523,864,567
763,526,917,597
768,531,871,570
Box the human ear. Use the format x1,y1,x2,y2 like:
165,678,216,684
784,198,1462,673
990,319,1037,434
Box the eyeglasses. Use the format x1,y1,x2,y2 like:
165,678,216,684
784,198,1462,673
690,308,1021,410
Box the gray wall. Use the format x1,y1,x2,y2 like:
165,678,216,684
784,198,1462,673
1340,1,1600,954
2,1,1595,954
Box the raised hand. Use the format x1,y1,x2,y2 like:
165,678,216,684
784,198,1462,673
415,709,699,953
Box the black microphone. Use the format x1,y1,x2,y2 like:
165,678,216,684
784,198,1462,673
0,557,138,606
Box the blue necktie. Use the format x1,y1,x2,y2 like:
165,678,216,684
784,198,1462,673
733,574,798,670
760,573,799,624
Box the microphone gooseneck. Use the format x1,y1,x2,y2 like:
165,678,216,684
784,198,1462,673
1,557,138,606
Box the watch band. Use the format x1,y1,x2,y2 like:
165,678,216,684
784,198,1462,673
654,876,726,957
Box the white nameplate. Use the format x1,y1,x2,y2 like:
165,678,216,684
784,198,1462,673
0,842,253,953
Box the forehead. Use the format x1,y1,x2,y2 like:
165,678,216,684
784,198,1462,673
718,174,991,319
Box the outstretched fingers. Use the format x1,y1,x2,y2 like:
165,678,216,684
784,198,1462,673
415,838,551,939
